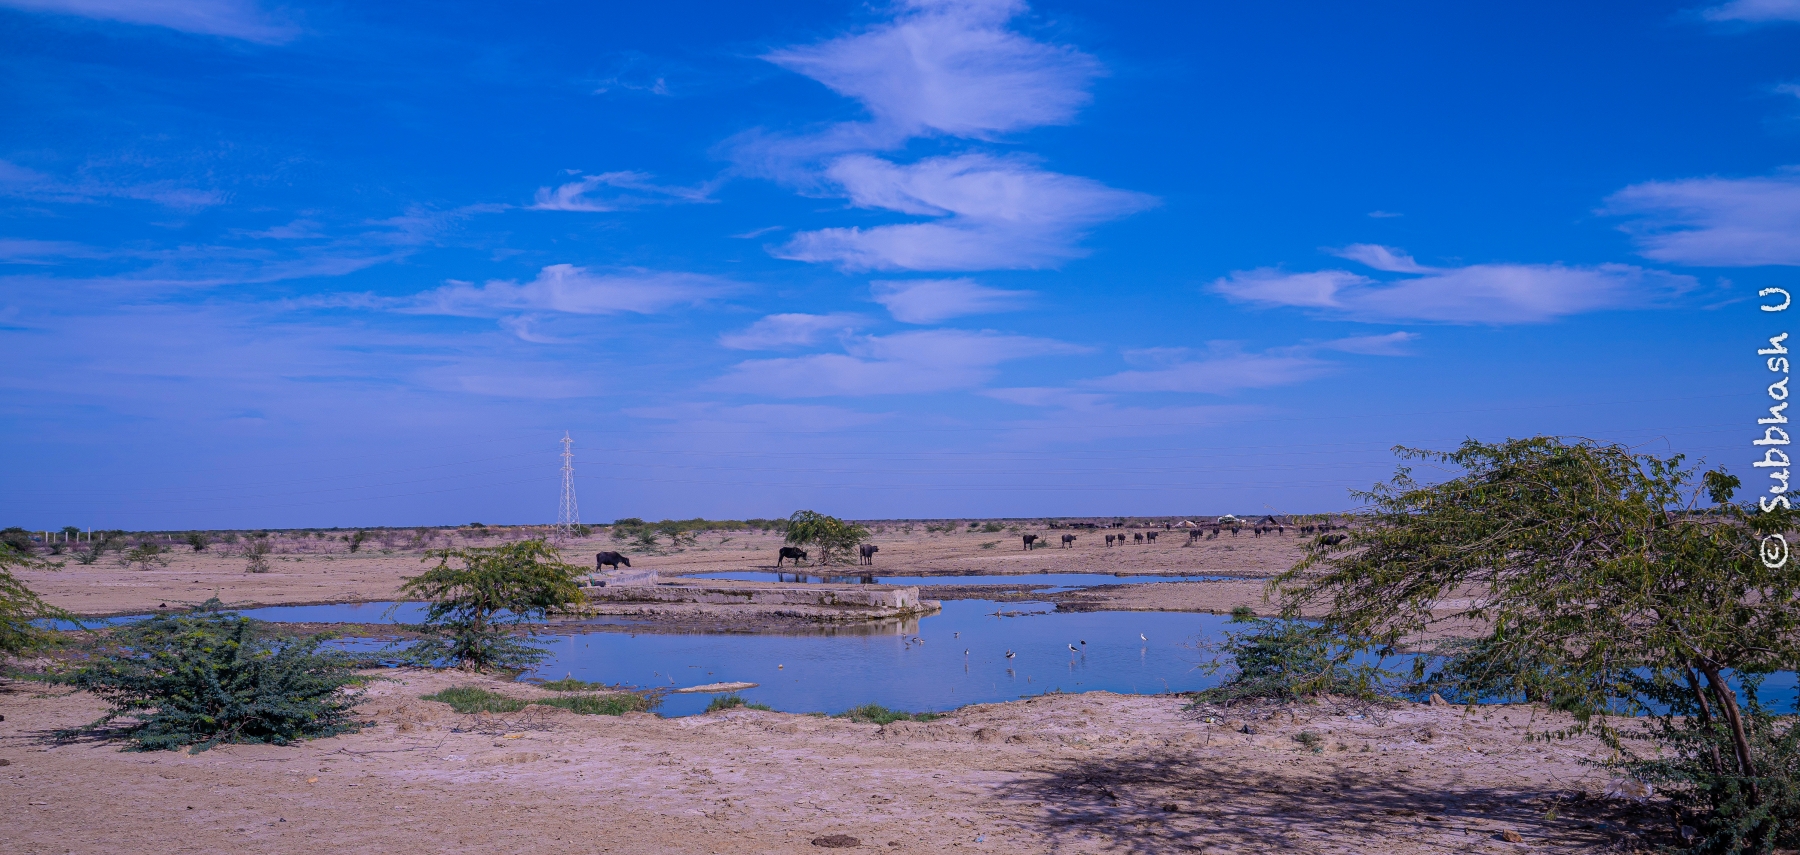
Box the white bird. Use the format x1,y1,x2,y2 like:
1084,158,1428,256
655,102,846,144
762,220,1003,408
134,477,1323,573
954,632,960,638
1140,633,1148,642
1068,643,1079,653
963,649,970,656
1004,650,1015,659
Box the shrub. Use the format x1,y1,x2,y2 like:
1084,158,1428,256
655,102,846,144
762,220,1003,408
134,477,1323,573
394,539,583,672
537,677,609,691
837,703,940,725
0,527,33,554
1293,731,1324,753
62,607,362,752
184,532,210,552
785,510,869,566
981,522,1003,532
0,545,73,656
1191,616,1390,705
348,531,369,553
243,540,272,573
422,685,656,716
120,542,168,570
706,694,773,713
420,686,527,713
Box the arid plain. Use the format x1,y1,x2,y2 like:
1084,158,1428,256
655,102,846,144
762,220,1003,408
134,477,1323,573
3,525,1672,853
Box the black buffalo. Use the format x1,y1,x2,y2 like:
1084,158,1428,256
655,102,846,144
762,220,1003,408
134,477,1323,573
595,551,630,571
858,544,879,565
777,546,809,567
1021,534,1038,550
1061,534,1078,548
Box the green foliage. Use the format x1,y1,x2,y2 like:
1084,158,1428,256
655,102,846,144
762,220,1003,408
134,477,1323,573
184,532,210,552
1623,674,1800,853
784,510,869,566
62,607,362,752
706,694,773,713
395,539,583,672
423,685,655,716
1192,616,1390,705
981,521,1003,532
536,677,609,691
1,527,33,554
0,545,74,657
243,539,272,573
1274,437,1800,850
120,542,168,570
421,686,527,713
348,531,369,553
836,703,940,725
1293,730,1324,753
1229,606,1256,621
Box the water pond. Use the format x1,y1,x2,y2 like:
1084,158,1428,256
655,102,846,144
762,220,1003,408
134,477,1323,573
680,571,1231,592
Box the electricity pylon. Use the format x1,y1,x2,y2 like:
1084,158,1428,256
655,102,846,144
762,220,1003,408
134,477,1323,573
556,431,580,540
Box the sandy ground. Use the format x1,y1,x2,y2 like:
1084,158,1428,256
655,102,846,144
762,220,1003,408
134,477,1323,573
1,668,1668,855
20,527,1307,618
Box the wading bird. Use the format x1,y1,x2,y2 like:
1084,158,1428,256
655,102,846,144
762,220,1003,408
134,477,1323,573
1005,650,1015,659
1140,633,1147,642
1068,643,1079,653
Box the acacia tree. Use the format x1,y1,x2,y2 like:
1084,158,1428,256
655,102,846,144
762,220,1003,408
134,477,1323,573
0,544,72,658
1273,437,1800,850
784,510,869,566
396,539,583,671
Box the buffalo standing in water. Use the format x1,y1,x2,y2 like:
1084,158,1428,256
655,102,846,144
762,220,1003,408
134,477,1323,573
858,544,879,565
777,546,809,567
595,551,630,571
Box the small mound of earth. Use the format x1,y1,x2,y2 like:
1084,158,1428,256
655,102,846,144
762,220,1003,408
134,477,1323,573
811,834,861,848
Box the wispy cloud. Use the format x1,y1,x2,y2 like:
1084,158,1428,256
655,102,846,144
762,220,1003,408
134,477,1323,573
0,0,298,42
1700,0,1800,23
625,402,890,432
1214,247,1695,323
1328,243,1438,273
718,313,864,350
412,265,735,317
1603,169,1800,266
0,158,225,211
713,328,1083,397
530,171,714,212
776,154,1155,271
871,277,1033,323
1085,344,1336,394
762,0,1101,145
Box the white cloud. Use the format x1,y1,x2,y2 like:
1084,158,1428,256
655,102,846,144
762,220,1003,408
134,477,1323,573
1329,243,1439,273
1701,0,1800,23
762,0,1100,143
530,171,714,212
1086,347,1335,395
1315,331,1418,356
1214,259,1695,323
0,0,297,43
1603,170,1800,266
0,158,225,211
718,313,863,350
871,277,1033,323
776,154,1155,270
413,265,733,317
625,402,889,432
713,328,1082,396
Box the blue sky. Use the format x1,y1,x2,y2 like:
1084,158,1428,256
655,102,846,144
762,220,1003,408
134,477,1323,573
1,0,1795,529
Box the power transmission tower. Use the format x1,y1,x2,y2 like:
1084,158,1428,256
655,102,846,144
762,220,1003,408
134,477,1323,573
556,431,580,540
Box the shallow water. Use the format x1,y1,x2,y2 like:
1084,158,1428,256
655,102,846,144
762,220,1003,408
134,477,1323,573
682,571,1231,592
528,599,1235,717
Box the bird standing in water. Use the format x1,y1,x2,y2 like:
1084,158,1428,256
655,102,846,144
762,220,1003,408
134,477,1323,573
1140,633,1147,642
1005,650,1015,659
1068,643,1080,653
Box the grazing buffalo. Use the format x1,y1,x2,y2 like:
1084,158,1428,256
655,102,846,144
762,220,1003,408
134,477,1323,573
858,543,879,565
595,551,630,571
1105,534,1116,547
1145,531,1159,544
777,546,809,567
1187,529,1204,544
1061,534,1078,548
1133,532,1144,545
1021,534,1038,550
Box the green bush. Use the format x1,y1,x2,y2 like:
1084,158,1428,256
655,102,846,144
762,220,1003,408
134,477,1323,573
394,539,583,672
423,685,656,716
1,544,73,656
62,608,363,752
706,694,773,713
836,703,940,725
184,532,210,552
420,686,527,713
1191,617,1390,705
536,677,608,691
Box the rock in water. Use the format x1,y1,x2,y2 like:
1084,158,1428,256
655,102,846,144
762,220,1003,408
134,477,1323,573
811,834,861,848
